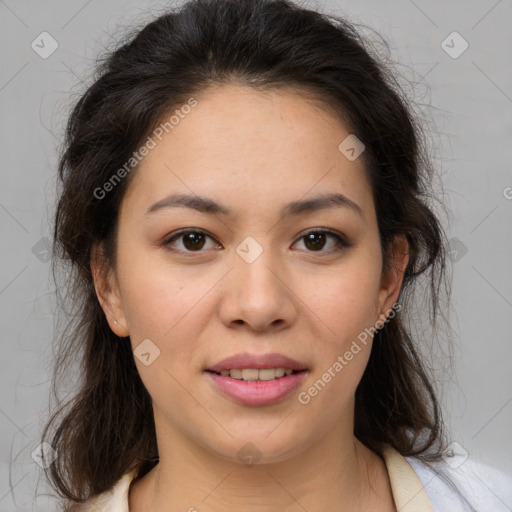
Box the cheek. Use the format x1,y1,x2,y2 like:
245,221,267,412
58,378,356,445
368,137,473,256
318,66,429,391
303,256,382,344
116,255,212,397
296,262,381,418
116,242,215,340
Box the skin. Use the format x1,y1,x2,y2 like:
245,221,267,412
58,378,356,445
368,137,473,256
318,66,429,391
92,83,409,512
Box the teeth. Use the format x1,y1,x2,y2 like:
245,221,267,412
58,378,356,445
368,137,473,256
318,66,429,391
217,367,297,380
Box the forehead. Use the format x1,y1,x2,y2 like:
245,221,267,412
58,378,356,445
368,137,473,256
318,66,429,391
121,84,374,220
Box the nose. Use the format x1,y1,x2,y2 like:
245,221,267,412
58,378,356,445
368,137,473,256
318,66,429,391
218,241,298,333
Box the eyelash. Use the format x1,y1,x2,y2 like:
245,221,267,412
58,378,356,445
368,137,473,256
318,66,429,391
162,227,352,256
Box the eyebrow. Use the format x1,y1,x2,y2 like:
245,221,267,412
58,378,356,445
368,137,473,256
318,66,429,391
145,192,364,219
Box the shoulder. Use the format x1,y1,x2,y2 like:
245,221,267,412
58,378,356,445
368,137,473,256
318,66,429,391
64,469,138,512
404,453,512,512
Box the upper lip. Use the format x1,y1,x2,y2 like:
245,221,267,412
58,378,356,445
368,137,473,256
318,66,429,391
206,352,308,372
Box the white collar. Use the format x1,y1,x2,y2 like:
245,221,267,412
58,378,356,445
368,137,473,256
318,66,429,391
81,444,435,511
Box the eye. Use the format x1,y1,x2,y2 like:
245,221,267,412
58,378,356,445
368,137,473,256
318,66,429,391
162,228,351,255
292,229,351,254
163,229,221,253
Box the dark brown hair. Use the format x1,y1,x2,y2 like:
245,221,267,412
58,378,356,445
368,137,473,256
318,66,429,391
41,0,466,508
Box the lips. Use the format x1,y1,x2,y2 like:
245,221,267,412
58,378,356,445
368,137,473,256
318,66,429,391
206,352,308,373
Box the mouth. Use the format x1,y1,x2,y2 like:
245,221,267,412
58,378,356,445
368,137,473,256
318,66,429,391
204,363,309,406
205,368,307,381
204,352,309,405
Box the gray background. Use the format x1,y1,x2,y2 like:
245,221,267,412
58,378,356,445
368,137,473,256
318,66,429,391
1,0,511,510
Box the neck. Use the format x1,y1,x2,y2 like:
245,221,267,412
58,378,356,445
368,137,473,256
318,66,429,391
129,416,394,512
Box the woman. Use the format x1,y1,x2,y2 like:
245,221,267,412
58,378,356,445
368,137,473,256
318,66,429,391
41,0,511,510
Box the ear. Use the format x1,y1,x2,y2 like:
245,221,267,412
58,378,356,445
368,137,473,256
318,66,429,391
376,235,409,327
90,243,129,337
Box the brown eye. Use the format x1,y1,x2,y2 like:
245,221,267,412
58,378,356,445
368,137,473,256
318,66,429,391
304,232,328,251
182,232,206,250
292,229,351,254
164,229,221,253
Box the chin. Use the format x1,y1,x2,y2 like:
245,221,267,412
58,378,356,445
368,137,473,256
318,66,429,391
199,431,310,466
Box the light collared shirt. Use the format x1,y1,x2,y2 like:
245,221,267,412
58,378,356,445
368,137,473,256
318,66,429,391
75,444,512,511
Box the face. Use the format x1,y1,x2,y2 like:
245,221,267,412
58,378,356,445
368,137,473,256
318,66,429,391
93,84,408,465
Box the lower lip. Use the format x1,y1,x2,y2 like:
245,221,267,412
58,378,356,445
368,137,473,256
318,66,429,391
206,370,308,406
